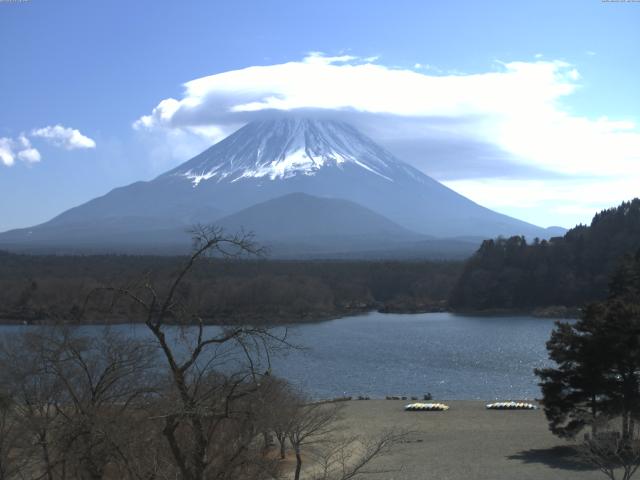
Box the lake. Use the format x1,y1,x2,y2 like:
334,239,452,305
272,312,559,400
0,312,562,400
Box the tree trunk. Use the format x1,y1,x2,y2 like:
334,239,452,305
294,445,302,480
262,431,275,452
163,416,191,480
622,411,630,446
591,394,598,436
276,432,286,459
39,432,55,480
189,415,208,480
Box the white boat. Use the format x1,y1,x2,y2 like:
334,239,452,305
404,402,449,411
486,401,536,410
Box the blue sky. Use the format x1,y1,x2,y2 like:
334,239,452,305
0,0,639,231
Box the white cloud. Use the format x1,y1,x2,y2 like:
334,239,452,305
17,134,30,149
135,53,580,128
133,53,640,227
1,125,94,167
0,135,42,167
31,125,96,150
17,147,41,164
0,138,15,167
443,176,640,228
16,134,41,163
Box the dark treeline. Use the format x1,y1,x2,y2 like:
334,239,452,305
450,199,640,313
0,250,461,324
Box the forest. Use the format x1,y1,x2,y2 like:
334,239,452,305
0,248,461,324
449,199,640,313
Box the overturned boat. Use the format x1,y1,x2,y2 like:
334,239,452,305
486,401,536,410
404,402,449,411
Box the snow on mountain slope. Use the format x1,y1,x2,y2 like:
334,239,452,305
164,117,403,185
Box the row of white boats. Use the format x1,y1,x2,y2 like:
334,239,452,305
404,401,537,412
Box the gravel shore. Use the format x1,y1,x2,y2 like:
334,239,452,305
337,400,604,480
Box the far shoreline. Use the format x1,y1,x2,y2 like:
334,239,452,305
0,304,580,326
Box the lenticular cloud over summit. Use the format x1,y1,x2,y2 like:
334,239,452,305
135,52,581,129
133,53,640,225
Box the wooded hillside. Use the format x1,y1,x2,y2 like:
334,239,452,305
450,199,640,312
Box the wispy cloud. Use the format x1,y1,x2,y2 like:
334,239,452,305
133,52,640,227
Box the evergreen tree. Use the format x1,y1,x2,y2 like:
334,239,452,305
451,198,640,312
536,251,640,443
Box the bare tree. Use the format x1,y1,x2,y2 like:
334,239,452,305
0,330,68,480
89,226,289,480
3,226,407,480
0,392,28,480
582,417,640,480
0,327,160,480
257,377,299,460
46,329,158,480
285,395,407,480
288,401,345,480
310,430,407,480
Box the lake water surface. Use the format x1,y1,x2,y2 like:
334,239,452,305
273,312,559,400
1,312,562,400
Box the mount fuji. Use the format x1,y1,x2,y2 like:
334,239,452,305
0,116,562,256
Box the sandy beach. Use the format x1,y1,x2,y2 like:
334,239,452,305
336,400,605,480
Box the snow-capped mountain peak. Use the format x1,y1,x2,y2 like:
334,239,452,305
0,115,556,251
165,117,400,186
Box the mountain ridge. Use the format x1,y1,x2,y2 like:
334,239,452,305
215,192,421,240
0,117,564,255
